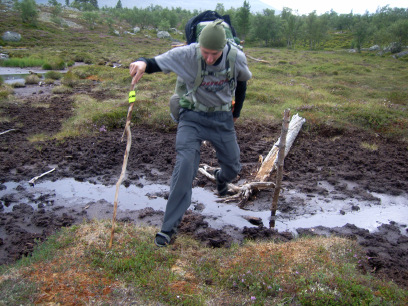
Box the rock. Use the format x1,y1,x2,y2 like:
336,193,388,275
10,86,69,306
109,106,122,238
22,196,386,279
169,28,182,35
0,53,9,60
393,50,408,59
384,42,402,54
243,216,264,226
369,45,380,51
157,31,171,39
351,205,360,211
2,31,21,42
133,26,140,33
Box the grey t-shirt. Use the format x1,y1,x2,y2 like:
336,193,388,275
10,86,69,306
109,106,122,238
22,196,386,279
155,43,252,108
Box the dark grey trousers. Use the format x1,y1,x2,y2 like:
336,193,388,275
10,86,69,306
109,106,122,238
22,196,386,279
161,109,241,233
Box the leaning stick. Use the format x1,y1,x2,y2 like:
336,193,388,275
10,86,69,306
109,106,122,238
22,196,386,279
28,168,56,186
270,109,290,228
109,86,136,249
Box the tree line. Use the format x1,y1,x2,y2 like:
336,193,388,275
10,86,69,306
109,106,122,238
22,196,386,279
12,0,408,52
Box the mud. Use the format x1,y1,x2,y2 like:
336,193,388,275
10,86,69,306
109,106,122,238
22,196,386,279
0,84,407,288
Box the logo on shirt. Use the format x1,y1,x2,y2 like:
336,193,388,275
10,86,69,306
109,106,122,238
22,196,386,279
201,78,229,92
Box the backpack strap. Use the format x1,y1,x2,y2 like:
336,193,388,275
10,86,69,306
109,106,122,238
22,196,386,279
226,43,238,94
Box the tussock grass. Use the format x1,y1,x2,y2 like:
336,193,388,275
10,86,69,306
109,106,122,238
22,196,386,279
44,71,63,80
51,85,73,94
0,84,14,99
244,48,408,137
56,94,126,138
360,142,379,151
27,133,51,143
0,220,406,305
0,57,46,68
24,74,40,84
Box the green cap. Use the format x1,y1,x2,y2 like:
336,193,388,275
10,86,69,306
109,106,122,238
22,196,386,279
198,19,227,51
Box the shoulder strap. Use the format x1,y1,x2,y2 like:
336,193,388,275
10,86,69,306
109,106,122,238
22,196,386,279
189,43,238,97
192,44,205,93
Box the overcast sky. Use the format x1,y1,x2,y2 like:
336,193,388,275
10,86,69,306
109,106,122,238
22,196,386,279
260,0,407,15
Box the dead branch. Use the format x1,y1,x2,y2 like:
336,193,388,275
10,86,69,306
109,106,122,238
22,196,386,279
0,129,16,136
197,113,305,207
197,166,275,207
28,168,56,186
246,54,270,64
255,113,306,182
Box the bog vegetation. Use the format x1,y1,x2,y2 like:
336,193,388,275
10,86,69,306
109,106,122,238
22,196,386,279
1,0,407,140
1,221,407,305
0,2,407,304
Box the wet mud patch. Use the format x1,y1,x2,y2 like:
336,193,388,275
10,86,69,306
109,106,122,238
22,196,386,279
297,222,408,288
0,202,76,265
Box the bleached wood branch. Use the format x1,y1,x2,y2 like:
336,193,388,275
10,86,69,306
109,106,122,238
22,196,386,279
255,113,306,182
246,54,270,63
28,168,56,186
197,114,305,207
0,129,16,135
198,165,275,207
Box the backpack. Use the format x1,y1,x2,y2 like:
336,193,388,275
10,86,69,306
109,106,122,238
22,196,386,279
170,11,241,122
184,10,241,47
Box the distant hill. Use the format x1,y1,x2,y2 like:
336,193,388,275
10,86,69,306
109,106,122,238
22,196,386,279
35,0,277,13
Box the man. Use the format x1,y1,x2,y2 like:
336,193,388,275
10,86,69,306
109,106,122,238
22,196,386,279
129,20,252,247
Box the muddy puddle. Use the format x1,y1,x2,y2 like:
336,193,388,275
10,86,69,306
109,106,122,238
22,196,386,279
1,178,407,235
0,67,53,85
0,64,84,85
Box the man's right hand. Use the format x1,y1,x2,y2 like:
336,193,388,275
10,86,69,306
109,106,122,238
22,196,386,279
129,61,147,87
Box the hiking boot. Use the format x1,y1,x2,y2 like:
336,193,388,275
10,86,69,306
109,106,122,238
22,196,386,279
214,169,228,196
154,231,173,247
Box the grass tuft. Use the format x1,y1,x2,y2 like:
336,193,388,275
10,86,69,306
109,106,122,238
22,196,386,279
24,74,40,84
1,221,406,305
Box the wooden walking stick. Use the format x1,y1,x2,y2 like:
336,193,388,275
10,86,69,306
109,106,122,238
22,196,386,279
270,109,290,228
109,86,136,248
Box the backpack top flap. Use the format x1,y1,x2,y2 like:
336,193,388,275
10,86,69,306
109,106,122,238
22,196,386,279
185,10,237,45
